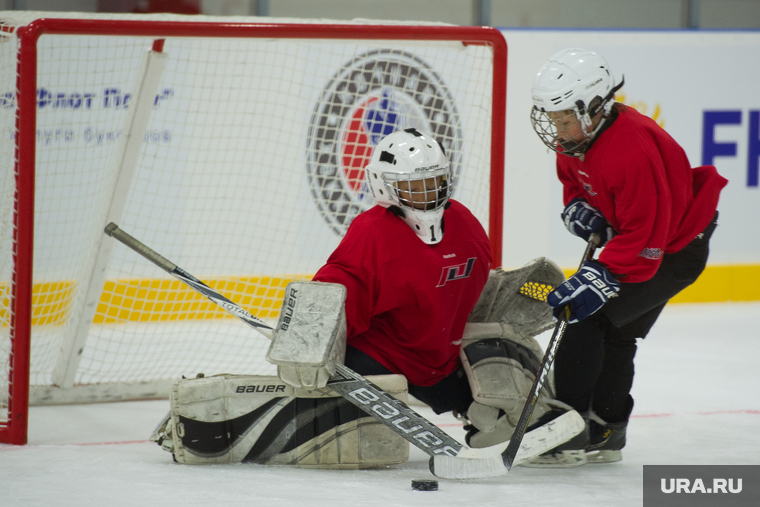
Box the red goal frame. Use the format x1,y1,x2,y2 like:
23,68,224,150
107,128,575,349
2,18,506,445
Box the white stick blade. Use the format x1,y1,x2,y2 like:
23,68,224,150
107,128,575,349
429,410,585,479
429,454,506,480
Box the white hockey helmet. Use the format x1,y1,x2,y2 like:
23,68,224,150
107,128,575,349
365,128,452,244
530,48,623,156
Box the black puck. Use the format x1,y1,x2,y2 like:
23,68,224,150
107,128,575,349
411,479,438,491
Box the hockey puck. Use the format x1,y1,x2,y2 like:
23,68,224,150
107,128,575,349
411,479,438,491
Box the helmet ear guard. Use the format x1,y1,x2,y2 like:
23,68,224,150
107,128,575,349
365,129,453,244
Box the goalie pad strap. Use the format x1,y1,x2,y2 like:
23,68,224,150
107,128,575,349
464,338,541,380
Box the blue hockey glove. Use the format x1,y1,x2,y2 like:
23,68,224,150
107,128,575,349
547,260,620,323
561,198,615,246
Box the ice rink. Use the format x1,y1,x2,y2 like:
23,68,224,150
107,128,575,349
2,302,759,507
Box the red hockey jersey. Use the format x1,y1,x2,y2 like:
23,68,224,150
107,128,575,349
313,200,491,386
557,105,728,283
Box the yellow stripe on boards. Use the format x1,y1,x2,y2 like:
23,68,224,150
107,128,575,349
669,264,760,303
0,275,311,326
94,276,309,323
1,265,757,328
560,264,760,303
0,281,77,327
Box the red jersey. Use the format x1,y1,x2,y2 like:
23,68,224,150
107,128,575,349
557,105,727,283
313,200,491,386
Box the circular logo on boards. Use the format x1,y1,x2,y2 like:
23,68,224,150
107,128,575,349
306,50,463,236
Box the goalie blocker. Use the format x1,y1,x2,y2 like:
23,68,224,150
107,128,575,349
151,373,410,468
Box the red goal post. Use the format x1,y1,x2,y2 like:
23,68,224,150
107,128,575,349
0,12,506,445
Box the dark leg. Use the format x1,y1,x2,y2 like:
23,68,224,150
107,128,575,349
345,345,472,414
553,313,609,413
592,302,665,422
344,345,394,376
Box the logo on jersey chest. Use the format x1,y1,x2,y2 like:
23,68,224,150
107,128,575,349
436,257,476,287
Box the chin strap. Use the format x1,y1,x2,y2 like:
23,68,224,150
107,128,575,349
590,75,625,118
387,205,406,218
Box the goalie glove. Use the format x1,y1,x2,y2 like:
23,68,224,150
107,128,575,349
547,260,620,324
561,198,615,246
266,281,347,389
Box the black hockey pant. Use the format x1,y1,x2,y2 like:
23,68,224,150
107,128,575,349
344,346,473,415
554,212,719,423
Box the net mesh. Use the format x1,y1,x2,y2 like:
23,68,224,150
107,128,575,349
1,25,18,430
0,13,500,409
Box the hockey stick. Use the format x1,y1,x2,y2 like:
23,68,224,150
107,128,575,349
104,222,583,479
502,233,601,470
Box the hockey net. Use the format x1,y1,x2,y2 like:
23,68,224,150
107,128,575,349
0,11,505,444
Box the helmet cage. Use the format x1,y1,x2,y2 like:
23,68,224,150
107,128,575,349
382,166,451,213
379,164,452,244
530,48,624,157
364,128,452,244
530,106,592,156
531,81,622,157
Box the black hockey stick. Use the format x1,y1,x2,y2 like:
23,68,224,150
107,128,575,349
104,222,583,479
502,233,601,470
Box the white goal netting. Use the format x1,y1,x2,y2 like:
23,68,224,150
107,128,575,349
0,12,503,417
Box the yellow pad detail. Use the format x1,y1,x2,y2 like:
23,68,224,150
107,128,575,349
519,282,554,303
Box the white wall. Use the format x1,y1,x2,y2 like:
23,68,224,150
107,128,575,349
19,0,97,11
5,0,760,29
499,29,760,268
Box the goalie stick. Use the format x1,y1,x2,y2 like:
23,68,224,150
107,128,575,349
502,233,601,470
104,222,583,479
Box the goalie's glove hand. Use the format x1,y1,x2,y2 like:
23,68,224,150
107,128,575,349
547,260,620,324
561,198,615,246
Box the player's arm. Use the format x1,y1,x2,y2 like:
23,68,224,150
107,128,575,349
596,155,668,283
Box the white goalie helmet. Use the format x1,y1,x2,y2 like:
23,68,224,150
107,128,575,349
530,48,624,156
365,128,452,244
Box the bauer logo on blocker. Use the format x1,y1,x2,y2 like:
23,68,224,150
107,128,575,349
643,465,759,506
306,50,463,236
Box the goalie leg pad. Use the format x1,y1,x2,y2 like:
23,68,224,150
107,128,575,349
460,335,556,448
155,374,410,468
459,258,565,448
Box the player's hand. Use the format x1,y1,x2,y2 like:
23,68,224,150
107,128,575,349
546,260,620,323
561,198,615,246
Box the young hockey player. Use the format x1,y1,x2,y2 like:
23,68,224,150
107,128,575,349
154,129,580,468
268,128,574,451
526,48,728,466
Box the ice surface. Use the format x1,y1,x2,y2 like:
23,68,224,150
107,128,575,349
2,302,759,507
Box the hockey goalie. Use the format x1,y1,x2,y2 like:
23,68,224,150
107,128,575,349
151,129,579,468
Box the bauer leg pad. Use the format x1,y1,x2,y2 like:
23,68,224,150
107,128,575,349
152,374,409,468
